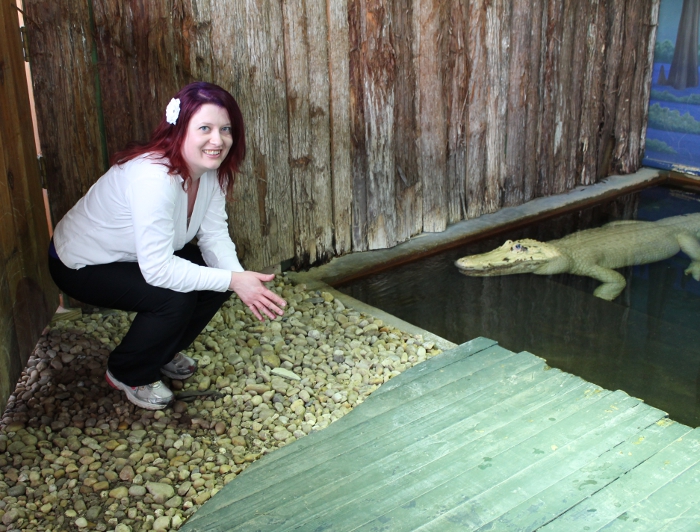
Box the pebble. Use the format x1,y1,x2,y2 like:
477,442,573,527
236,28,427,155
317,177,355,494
271,367,301,381
0,277,442,531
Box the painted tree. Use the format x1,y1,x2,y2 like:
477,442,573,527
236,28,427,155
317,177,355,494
666,0,700,89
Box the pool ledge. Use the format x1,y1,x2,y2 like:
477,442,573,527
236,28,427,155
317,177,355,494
288,167,668,350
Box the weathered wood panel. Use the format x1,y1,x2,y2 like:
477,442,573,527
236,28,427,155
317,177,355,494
25,0,107,225
445,0,468,222
282,0,334,266
214,0,294,270
27,0,660,270
327,0,353,256
578,0,605,187
466,0,487,219
361,0,397,249
392,0,421,239
0,1,59,413
503,0,532,207
419,0,448,233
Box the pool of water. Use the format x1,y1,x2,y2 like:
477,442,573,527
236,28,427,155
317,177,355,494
336,184,700,427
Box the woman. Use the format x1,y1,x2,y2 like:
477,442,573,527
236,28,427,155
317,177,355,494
48,82,286,410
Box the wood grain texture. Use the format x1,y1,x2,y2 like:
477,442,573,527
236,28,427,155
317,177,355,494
465,0,487,219
362,0,397,249
578,0,605,187
282,0,334,266
327,0,353,256
25,0,107,225
444,0,468,223
503,0,531,207
392,0,421,240
0,0,59,413
213,0,294,270
419,0,448,233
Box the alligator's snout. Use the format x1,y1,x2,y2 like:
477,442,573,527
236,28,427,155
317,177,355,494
455,238,557,277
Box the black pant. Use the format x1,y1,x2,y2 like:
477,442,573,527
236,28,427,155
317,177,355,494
48,244,231,386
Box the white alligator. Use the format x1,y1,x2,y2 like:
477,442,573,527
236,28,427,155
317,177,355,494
455,213,700,301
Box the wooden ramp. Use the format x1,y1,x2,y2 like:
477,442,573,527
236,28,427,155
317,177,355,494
182,338,700,531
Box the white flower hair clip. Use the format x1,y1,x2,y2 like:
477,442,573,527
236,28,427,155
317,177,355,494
165,98,181,125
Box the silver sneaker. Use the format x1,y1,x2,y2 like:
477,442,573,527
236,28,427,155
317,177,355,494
105,370,173,410
160,352,198,380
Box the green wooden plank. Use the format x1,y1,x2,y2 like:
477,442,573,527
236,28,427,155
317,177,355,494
478,419,692,532
243,343,517,473
413,407,669,531
184,354,561,530
220,367,570,529
655,502,700,532
539,427,700,531
599,461,700,531
185,346,532,525
231,381,617,531
370,337,498,397
351,394,654,531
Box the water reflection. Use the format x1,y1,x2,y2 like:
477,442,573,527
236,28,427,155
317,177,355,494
336,186,700,427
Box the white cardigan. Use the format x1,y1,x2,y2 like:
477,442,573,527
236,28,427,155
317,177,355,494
53,155,244,293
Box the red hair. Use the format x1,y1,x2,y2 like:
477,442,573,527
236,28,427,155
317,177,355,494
112,82,246,198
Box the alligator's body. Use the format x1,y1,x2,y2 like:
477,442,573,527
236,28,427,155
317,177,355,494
455,213,700,300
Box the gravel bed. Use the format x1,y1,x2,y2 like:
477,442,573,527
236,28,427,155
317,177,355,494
0,276,441,531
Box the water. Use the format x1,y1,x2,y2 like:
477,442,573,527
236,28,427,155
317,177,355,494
336,185,700,427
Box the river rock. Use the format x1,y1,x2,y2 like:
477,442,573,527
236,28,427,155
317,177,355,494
271,367,301,381
146,482,175,504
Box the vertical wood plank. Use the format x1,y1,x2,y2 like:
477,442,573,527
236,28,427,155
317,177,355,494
465,0,487,219
327,0,353,256
536,0,563,197
522,0,544,202
363,0,397,248
558,0,580,193
392,0,421,240
211,0,294,270
282,0,334,265
503,0,531,207
348,0,368,251
25,1,107,224
0,0,59,412
419,0,448,232
484,0,509,212
444,0,468,223
577,0,605,187
611,0,637,174
597,0,625,178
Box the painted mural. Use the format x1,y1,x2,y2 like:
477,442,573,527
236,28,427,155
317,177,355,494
645,0,700,174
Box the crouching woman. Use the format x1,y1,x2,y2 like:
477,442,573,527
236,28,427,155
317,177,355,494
48,81,286,410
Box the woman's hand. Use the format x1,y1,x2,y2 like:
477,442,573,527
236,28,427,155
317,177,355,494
229,271,286,321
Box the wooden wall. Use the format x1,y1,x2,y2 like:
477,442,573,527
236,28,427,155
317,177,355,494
0,1,59,414
25,0,660,271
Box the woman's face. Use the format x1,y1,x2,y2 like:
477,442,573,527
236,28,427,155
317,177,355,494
181,103,233,179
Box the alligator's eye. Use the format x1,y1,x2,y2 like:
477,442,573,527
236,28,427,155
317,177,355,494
511,243,528,253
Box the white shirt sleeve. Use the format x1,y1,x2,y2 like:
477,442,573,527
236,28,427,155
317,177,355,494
196,183,245,273
127,171,232,293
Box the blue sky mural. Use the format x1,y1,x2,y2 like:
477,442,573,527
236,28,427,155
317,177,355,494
644,0,700,174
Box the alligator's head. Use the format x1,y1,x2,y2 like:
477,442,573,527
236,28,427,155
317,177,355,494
455,239,561,276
